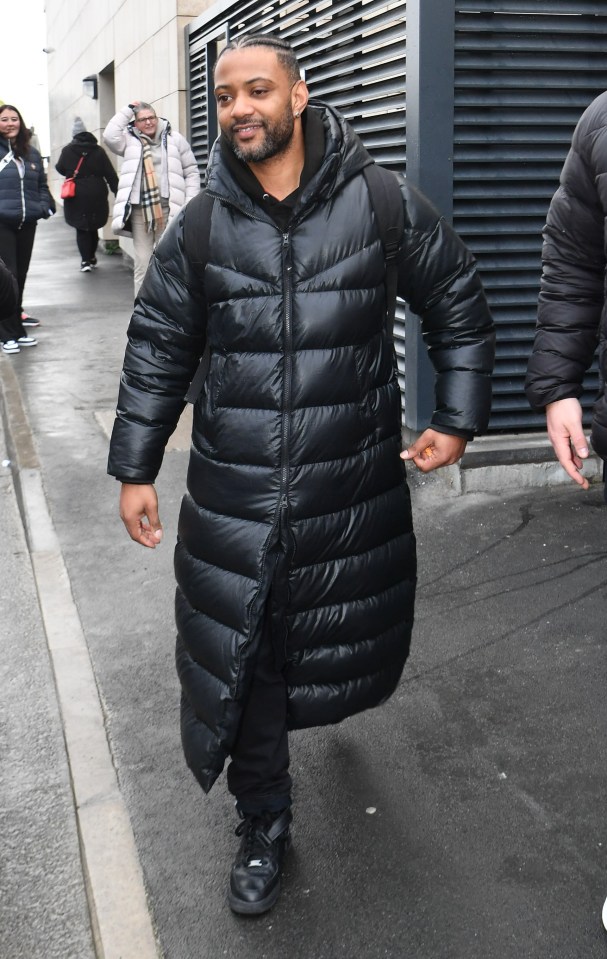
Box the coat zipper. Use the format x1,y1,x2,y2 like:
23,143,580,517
205,192,295,538
280,231,293,509
214,210,298,695
18,176,26,228
237,231,292,692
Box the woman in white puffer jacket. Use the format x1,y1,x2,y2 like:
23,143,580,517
103,101,200,292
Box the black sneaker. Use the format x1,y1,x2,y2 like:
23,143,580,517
228,808,292,915
21,313,40,327
80,261,92,272
90,257,98,268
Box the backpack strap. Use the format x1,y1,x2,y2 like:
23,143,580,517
0,148,15,174
184,189,215,404
362,163,404,344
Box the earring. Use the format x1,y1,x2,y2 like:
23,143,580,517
295,111,300,117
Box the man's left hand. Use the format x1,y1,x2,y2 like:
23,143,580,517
401,429,467,472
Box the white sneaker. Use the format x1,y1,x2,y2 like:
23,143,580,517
2,340,20,354
17,335,37,347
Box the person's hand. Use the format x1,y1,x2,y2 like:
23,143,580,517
119,483,163,548
545,397,590,489
400,429,467,472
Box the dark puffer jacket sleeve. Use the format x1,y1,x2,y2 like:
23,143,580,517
107,210,206,482
525,95,606,414
397,181,495,436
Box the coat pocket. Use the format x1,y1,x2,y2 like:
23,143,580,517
209,352,227,413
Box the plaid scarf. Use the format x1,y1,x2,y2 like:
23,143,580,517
139,138,164,234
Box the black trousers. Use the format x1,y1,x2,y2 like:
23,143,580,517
0,220,35,342
76,229,98,263
226,549,292,815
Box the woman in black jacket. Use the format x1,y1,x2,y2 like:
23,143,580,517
0,104,55,355
56,118,119,272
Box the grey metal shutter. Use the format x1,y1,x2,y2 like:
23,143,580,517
454,3,607,431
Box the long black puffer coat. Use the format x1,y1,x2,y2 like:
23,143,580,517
55,132,118,231
108,102,495,792
526,90,607,458
0,137,55,227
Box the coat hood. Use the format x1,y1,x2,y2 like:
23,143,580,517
205,100,372,218
72,131,99,148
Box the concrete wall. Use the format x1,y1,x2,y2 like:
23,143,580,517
45,0,214,247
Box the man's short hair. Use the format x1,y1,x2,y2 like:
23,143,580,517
215,34,301,86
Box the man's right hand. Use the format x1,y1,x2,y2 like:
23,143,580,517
545,397,590,489
119,483,163,548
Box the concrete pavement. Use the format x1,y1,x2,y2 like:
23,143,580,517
0,385,95,959
1,214,607,959
0,220,159,958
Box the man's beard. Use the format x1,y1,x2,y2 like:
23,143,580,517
227,105,295,163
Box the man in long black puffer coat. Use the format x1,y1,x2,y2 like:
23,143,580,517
526,90,607,490
108,34,495,916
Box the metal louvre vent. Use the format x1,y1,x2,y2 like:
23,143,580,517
188,27,222,176
188,41,211,173
187,0,406,163
454,3,607,431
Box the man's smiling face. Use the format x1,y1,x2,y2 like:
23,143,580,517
214,46,302,164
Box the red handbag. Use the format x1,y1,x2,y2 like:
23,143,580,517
60,154,85,199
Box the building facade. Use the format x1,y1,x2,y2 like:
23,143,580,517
45,0,212,246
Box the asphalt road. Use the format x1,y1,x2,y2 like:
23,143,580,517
3,214,607,958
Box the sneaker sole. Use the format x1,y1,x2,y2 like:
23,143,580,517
2,348,20,354
18,341,37,347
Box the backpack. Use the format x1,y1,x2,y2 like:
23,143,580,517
184,162,404,403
